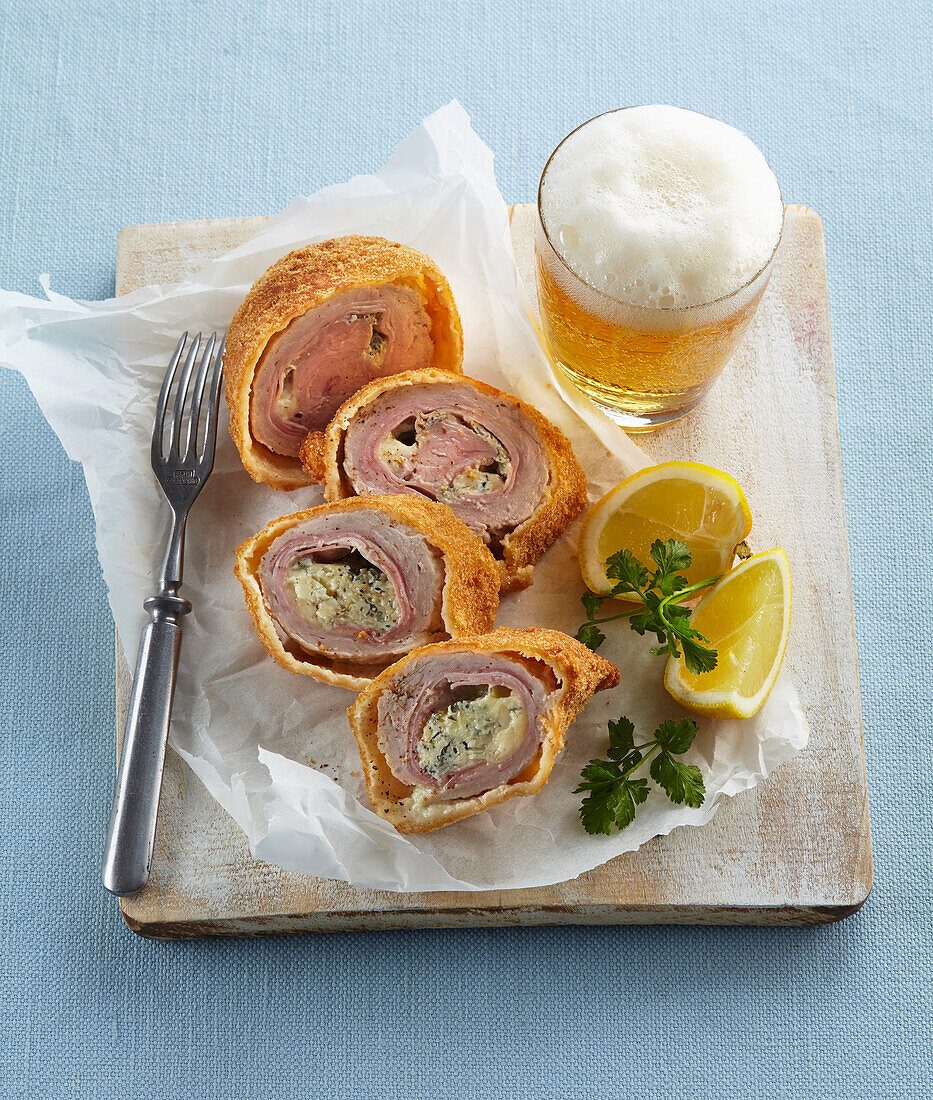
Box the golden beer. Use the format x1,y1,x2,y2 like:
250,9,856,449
536,107,784,430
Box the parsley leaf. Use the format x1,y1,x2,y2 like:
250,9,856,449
653,717,699,754
680,635,719,675
575,538,721,671
577,715,706,834
650,538,693,579
581,590,603,619
574,621,606,651
613,777,651,829
574,760,623,835
650,754,706,808
606,716,636,758
575,763,650,835
605,549,650,593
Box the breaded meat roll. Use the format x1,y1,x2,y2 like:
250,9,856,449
348,628,619,832
300,369,588,590
224,237,463,488
235,496,498,690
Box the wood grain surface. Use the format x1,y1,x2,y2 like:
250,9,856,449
113,204,872,936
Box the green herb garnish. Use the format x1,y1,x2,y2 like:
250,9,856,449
575,715,706,835
575,538,721,674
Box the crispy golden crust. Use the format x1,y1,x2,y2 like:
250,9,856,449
234,495,499,691
224,236,464,490
300,369,589,590
347,627,620,833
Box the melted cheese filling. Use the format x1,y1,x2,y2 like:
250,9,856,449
448,466,506,493
378,435,415,467
417,687,527,777
285,558,399,633
277,367,299,418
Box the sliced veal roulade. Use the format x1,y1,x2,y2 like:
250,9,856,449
348,628,619,833
224,236,463,489
235,496,499,691
299,369,588,590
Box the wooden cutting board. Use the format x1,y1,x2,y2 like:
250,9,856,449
113,204,871,936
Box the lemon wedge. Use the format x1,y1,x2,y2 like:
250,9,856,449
578,462,753,597
664,548,792,718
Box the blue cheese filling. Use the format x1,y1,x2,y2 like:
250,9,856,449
285,558,399,633
449,464,506,494
416,686,527,778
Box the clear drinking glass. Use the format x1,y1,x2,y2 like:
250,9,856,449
535,108,784,430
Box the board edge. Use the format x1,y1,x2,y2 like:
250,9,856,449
121,896,871,940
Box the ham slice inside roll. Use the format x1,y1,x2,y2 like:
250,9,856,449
341,382,548,549
251,284,434,453
375,652,553,800
258,510,445,664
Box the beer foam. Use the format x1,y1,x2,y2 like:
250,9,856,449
540,106,783,310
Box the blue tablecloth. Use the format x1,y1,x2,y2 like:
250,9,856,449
1,1,930,1095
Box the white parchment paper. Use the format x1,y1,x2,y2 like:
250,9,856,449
0,102,808,891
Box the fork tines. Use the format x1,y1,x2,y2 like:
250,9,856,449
152,332,226,472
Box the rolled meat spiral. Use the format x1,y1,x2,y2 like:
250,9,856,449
374,652,549,799
300,369,588,590
224,237,463,489
250,285,435,457
348,628,620,832
235,496,499,690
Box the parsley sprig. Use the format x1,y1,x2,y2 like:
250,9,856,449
575,715,706,834
575,538,721,674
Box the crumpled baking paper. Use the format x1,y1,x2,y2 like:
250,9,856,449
0,102,808,891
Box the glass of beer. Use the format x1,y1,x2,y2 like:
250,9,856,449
535,106,784,430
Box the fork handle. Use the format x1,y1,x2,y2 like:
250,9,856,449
102,594,191,896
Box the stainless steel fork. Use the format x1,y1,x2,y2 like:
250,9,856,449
102,332,225,896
